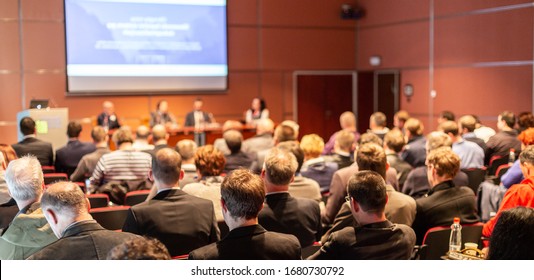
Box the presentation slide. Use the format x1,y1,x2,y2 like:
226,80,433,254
65,0,228,93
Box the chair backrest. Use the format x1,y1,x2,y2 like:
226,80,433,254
43,173,68,185
461,168,487,194
488,155,509,176
124,190,151,206
41,166,56,174
87,193,109,209
495,164,511,178
419,223,484,260
89,206,131,230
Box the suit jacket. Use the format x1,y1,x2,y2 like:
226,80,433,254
310,220,416,260
401,166,469,199
184,111,212,127
324,153,353,170
189,224,301,260
122,188,220,256
70,147,110,182
387,153,413,188
97,113,121,129
143,144,169,159
258,192,322,247
28,220,138,260
463,132,487,154
485,130,522,165
242,133,274,154
401,136,427,168
12,137,54,166
224,151,257,174
412,180,479,244
55,140,96,177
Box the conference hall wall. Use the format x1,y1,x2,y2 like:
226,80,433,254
0,0,357,144
357,0,534,131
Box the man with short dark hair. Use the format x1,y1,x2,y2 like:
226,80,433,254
258,148,321,247
458,115,487,153
55,121,96,177
368,112,390,140
309,171,416,260
70,126,110,182
223,130,257,173
27,182,138,260
175,139,198,188
122,148,219,257
12,117,54,166
189,169,301,260
325,130,354,170
384,129,412,188
412,147,479,244
485,111,522,164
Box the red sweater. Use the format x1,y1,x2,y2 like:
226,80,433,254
482,176,534,238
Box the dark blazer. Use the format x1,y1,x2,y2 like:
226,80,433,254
143,144,169,159
55,140,96,177
309,220,416,260
224,151,257,174
412,180,479,244
258,192,321,247
387,153,413,189
97,113,121,129
12,137,54,166
27,220,139,260
122,188,220,257
324,153,353,170
0,198,18,234
402,166,469,199
189,224,301,260
401,136,427,168
184,111,212,127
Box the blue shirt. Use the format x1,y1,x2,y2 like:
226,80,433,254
452,139,484,169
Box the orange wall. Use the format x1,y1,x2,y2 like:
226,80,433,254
357,0,534,131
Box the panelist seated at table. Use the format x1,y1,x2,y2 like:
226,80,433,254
97,101,121,130
184,98,214,128
150,100,177,128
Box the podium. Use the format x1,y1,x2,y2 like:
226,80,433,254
17,108,69,151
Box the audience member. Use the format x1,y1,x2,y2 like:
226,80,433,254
401,118,426,168
132,125,154,151
107,237,171,260
70,126,110,183
487,207,534,260
516,111,534,134
144,124,169,158
384,129,412,188
501,128,534,188
0,152,11,204
223,130,257,173
175,139,198,188
97,101,121,130
368,112,390,140
213,120,243,155
242,118,274,154
411,147,479,244
402,131,469,199
150,100,177,128
89,128,152,196
300,134,337,193
182,145,226,221
28,182,138,259
0,156,57,259
473,114,496,143
55,121,96,177
258,148,321,247
322,143,416,243
437,110,455,124
458,115,487,153
122,148,219,256
324,130,354,170
440,120,484,169
485,111,522,164
482,145,534,238
393,110,410,134
184,98,213,127
12,117,54,166
309,171,416,260
245,97,269,126
280,120,300,140
0,153,17,234
323,111,360,155
0,144,19,167
189,169,301,260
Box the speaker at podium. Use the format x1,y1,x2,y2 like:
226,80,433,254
17,106,69,152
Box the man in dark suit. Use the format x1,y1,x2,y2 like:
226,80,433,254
12,117,54,166
122,148,219,257
55,121,96,177
223,130,257,174
97,101,121,130
258,148,321,247
309,171,416,260
411,147,479,244
401,118,427,168
189,169,301,260
384,129,412,189
144,124,169,159
28,182,139,260
184,98,213,127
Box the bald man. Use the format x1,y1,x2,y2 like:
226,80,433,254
97,101,121,130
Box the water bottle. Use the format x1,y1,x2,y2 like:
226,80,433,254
449,217,462,252
509,148,516,165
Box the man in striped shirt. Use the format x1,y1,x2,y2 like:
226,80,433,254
89,128,152,194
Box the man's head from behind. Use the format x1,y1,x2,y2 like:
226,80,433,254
5,156,43,206
67,121,82,138
426,131,452,153
221,169,265,221
370,112,387,129
300,134,324,159
458,115,477,134
20,117,36,136
384,129,405,153
276,141,304,174
335,130,355,153
91,126,108,144
41,181,90,238
404,118,424,138
151,148,183,188
347,171,388,220
339,111,356,129
151,124,168,143
498,111,516,130
426,146,460,185
262,148,298,191
356,143,387,179
273,124,296,144
136,125,150,140
224,129,243,154
175,139,197,162
112,127,134,147
256,118,275,135
519,145,534,178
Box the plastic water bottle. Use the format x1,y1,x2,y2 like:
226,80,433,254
509,149,516,165
449,217,462,252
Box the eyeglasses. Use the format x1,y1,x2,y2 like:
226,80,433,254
345,195,351,202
